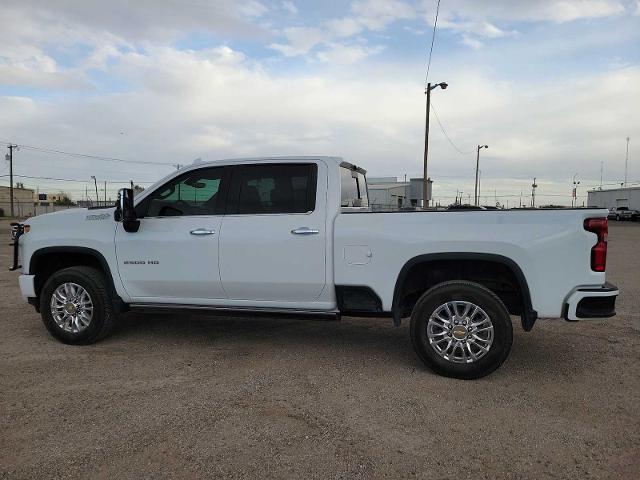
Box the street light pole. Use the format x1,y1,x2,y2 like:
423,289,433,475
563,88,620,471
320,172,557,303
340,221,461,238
572,173,580,208
474,144,488,206
531,178,537,207
625,137,630,187
423,81,447,208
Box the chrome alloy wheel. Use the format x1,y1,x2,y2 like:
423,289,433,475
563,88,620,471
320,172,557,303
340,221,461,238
426,300,494,364
50,282,94,333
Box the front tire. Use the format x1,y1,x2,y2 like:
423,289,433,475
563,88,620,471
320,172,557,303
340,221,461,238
410,281,513,379
40,266,117,344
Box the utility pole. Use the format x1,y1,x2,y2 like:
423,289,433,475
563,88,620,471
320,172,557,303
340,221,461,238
531,178,537,207
422,81,447,208
423,87,431,208
600,161,603,190
5,144,18,217
625,136,630,187
130,180,134,190
90,176,98,205
474,144,488,206
572,173,580,208
104,181,107,203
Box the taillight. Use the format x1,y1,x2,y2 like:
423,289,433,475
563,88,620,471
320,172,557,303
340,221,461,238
584,218,608,272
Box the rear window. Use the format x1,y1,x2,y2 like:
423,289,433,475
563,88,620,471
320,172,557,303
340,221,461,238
340,167,369,207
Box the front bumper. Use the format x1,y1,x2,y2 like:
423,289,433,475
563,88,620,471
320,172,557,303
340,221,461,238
563,282,618,321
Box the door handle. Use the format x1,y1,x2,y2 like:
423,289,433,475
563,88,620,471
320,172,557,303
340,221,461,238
291,227,319,235
190,228,215,236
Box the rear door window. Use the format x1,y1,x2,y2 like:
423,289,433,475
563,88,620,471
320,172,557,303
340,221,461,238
231,163,317,214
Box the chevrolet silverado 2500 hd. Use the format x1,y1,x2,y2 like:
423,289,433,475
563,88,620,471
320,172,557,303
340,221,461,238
10,157,619,379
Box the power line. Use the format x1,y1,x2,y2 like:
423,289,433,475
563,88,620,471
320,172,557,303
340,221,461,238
0,174,155,184
430,103,475,155
0,140,175,166
425,0,442,85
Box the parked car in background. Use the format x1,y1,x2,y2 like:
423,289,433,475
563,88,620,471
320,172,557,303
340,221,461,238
608,206,639,221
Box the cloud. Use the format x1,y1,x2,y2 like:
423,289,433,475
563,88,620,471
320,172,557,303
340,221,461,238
317,44,385,64
433,0,626,24
269,27,326,56
237,1,268,18
433,0,625,49
269,0,415,60
2,38,638,202
0,0,638,204
350,0,416,30
0,0,269,50
326,17,365,38
439,19,515,39
282,1,298,15
460,35,483,49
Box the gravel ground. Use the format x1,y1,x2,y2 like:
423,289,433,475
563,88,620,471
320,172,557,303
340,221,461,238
0,219,638,479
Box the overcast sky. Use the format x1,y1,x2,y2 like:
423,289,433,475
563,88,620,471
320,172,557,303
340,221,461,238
1,0,639,206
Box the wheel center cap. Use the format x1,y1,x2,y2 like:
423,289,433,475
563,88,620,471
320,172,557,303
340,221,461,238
64,303,77,314
452,325,467,340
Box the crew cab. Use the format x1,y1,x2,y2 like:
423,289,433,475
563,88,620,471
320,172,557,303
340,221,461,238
10,157,619,379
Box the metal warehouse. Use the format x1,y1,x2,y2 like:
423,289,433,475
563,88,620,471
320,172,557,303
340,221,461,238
367,177,432,210
587,186,640,210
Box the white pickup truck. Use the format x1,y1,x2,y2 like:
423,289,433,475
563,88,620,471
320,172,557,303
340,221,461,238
10,156,618,379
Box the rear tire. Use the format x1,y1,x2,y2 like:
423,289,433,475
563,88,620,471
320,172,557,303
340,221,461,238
410,280,513,379
40,266,117,345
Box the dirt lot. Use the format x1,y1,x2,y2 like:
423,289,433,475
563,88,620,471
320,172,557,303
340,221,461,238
0,219,638,479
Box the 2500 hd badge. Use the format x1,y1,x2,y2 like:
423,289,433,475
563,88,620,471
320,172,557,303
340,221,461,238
123,260,159,265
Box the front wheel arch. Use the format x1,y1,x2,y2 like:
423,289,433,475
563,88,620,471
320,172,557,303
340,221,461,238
29,246,127,313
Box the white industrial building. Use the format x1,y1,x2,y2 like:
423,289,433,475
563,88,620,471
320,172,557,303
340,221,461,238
587,186,640,210
368,177,432,210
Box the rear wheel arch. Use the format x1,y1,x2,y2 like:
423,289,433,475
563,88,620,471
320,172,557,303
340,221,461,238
392,253,536,331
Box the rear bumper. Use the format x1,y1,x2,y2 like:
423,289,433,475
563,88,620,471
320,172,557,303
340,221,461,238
563,282,618,321
18,274,36,301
